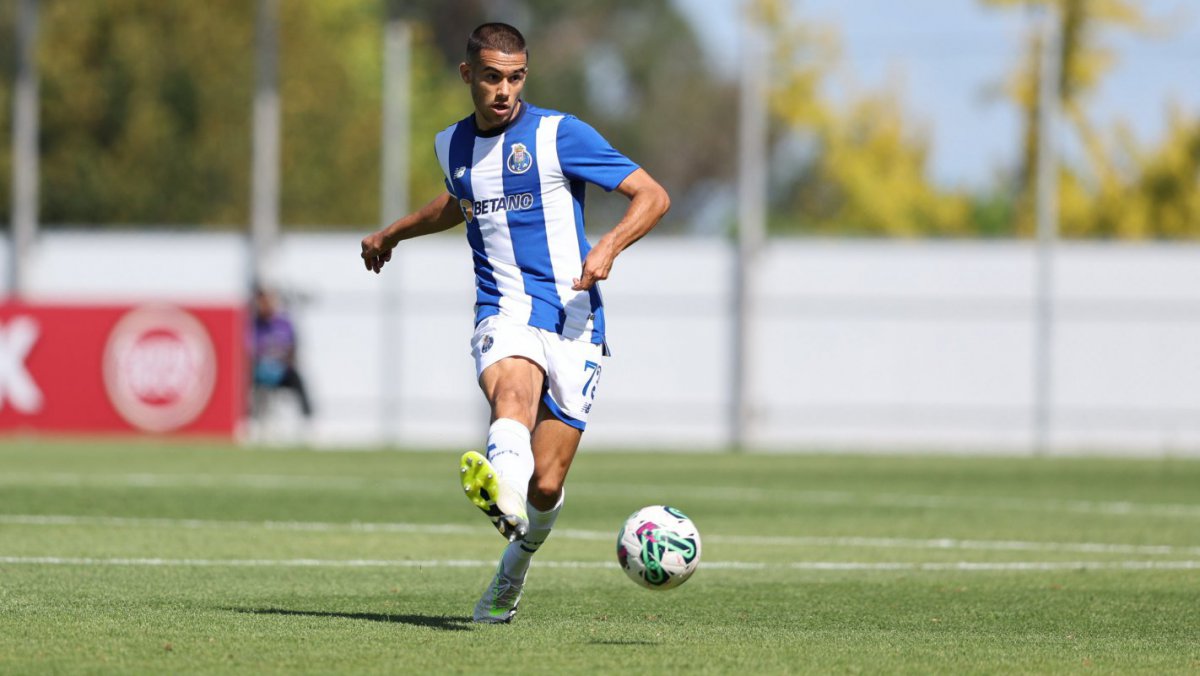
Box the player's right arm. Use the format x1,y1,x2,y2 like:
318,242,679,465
361,191,465,274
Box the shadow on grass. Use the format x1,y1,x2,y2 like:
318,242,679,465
233,607,473,632
588,639,661,645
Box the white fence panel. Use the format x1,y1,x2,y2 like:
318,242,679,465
10,231,1199,455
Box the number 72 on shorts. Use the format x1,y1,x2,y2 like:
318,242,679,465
582,360,602,398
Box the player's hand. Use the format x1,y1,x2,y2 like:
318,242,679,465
573,242,615,291
361,232,394,274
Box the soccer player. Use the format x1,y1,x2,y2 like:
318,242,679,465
360,23,669,623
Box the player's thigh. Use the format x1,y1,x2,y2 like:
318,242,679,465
479,357,544,423
472,315,547,424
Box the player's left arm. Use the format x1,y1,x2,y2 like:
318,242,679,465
572,168,670,291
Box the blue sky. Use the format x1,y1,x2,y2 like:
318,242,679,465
672,0,1200,188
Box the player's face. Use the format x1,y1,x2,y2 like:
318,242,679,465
461,49,528,131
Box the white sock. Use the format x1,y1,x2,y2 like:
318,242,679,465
485,418,533,503
501,490,564,581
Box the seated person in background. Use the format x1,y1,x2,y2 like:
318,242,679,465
250,287,313,419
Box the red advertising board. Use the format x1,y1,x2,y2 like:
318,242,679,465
0,303,244,436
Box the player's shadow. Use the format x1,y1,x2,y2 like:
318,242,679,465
234,607,473,632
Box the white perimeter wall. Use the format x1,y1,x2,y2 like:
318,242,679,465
8,231,1200,455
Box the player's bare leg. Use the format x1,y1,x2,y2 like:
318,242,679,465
460,357,543,542
475,403,581,623
527,407,582,510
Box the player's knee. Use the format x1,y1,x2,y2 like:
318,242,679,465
528,476,562,509
491,386,535,418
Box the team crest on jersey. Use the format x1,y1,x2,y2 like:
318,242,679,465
459,198,475,222
507,143,533,174
453,166,466,179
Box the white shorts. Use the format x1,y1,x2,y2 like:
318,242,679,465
471,314,604,430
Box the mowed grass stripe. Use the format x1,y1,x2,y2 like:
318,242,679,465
2,555,1199,571
4,472,1200,518
4,513,1200,556
0,514,477,536
2,445,1198,674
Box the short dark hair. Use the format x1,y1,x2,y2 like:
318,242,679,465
466,23,527,62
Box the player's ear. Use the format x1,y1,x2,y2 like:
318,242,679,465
459,62,472,84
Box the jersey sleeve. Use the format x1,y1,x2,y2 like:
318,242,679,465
556,116,639,192
433,136,456,197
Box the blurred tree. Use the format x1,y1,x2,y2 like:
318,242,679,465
754,0,973,236
16,0,724,231
277,1,480,227
1064,109,1200,238
986,0,1200,239
791,92,974,237
987,0,1148,236
279,0,380,227
7,0,1196,237
37,0,254,227
24,0,466,228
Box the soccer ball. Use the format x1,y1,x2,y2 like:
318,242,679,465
616,505,701,590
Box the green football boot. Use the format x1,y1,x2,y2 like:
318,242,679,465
459,451,529,542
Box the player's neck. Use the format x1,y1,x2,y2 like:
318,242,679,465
474,100,524,137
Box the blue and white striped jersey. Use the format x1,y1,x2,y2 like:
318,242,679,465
434,102,639,346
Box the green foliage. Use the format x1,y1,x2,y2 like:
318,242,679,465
279,2,465,228
11,0,721,231
36,0,254,227
986,0,1200,239
969,190,1017,238
783,93,975,237
756,0,974,237
18,0,471,229
6,0,1195,237
1061,110,1200,239
279,0,380,228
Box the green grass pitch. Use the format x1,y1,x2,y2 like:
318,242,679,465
1,440,1198,674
